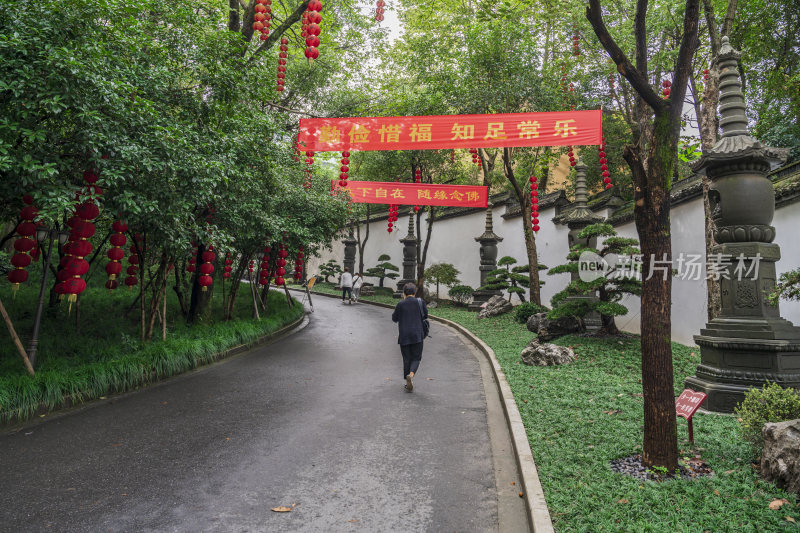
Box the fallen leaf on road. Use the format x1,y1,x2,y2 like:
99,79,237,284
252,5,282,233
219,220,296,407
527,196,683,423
510,481,516,486
348,519,359,523
786,516,796,523
427,378,434,381
618,499,629,504
714,490,721,496
271,506,293,512
161,401,168,405
518,492,524,498
770,498,789,510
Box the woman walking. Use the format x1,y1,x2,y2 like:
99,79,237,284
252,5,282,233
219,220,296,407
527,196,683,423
352,272,364,302
391,282,428,392
340,267,353,304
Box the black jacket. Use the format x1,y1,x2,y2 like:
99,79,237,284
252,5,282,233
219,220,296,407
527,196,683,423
392,297,428,345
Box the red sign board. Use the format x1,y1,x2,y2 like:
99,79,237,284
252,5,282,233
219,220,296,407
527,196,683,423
675,389,707,442
300,111,602,152
332,180,488,208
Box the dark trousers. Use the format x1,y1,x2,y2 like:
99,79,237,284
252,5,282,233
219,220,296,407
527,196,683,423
342,287,352,301
400,342,423,378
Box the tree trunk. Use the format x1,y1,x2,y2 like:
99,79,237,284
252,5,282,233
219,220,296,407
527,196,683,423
356,205,370,275
187,244,213,323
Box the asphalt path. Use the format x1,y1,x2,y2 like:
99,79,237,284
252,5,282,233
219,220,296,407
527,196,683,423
0,294,527,532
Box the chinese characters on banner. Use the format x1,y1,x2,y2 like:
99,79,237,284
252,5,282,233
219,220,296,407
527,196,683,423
300,111,602,152
331,180,488,208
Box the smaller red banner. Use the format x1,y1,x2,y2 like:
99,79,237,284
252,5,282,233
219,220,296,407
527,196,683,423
331,180,488,208
675,389,707,420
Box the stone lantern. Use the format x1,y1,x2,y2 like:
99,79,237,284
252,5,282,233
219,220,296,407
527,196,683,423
342,226,357,275
685,37,800,412
553,159,604,330
394,215,419,298
468,206,503,311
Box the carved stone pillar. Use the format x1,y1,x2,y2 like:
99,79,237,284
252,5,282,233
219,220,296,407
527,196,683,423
395,215,419,298
468,207,503,311
342,227,357,275
685,37,800,412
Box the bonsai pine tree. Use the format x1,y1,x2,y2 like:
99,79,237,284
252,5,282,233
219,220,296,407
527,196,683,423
365,254,399,287
768,268,800,306
319,259,342,283
424,262,460,299
480,256,545,303
547,223,641,334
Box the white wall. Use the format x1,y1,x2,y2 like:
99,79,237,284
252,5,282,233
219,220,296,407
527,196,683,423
309,193,800,347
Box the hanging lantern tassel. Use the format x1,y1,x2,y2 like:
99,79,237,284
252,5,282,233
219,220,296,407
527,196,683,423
599,137,612,189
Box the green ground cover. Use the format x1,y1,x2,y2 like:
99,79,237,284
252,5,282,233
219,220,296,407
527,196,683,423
316,286,799,531
0,283,303,424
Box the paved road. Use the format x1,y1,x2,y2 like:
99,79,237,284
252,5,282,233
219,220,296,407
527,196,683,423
0,295,526,532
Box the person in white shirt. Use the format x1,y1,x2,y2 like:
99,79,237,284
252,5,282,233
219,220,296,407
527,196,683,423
352,273,364,302
340,267,353,304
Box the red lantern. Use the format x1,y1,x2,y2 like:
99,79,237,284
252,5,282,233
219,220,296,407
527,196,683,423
125,276,138,288
105,279,119,291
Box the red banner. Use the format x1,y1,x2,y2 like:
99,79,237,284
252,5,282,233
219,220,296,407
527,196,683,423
331,180,488,208
299,110,601,152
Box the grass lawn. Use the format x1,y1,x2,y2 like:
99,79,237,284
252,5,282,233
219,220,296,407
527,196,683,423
0,280,304,424
316,286,800,531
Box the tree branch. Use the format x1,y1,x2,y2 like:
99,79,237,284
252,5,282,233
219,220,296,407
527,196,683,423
702,0,721,57
246,0,311,66
586,0,664,112
722,0,738,36
634,0,649,73
668,0,701,124
263,99,320,116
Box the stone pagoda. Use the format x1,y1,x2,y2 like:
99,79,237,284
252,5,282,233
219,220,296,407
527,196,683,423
469,206,503,311
553,159,604,330
685,37,800,412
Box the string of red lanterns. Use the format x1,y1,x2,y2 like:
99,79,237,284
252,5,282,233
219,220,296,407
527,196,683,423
572,25,581,56
105,220,128,291
59,170,102,306
568,146,576,167
530,175,540,233
599,137,612,189
277,37,288,92
198,245,215,291
375,0,385,21
254,0,272,40
294,245,304,281
8,196,38,292
275,244,288,286
387,204,398,233
223,252,233,280
259,246,271,288
187,242,197,274
304,0,322,60
662,79,672,98
124,236,141,290
339,151,350,187
469,148,480,166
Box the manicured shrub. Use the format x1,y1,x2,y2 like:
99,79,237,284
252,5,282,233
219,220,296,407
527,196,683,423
734,381,800,455
448,284,474,306
513,301,548,324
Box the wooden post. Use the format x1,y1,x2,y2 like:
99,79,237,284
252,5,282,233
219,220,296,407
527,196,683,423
248,272,260,320
0,297,35,375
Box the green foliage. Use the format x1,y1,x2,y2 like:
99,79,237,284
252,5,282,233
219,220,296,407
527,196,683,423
448,284,475,306
479,256,531,303
734,382,800,456
422,305,800,531
424,262,460,298
768,268,800,306
365,255,399,288
547,224,641,332
0,285,303,423
319,260,342,283
513,301,548,324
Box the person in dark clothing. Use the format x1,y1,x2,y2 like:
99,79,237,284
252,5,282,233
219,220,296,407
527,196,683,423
391,282,428,392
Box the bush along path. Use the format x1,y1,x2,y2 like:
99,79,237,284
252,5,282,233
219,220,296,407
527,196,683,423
0,285,304,424
312,285,800,531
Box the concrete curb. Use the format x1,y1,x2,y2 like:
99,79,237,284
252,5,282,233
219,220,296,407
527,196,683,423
301,289,554,532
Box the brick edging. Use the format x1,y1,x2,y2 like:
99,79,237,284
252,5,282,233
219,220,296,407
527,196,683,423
301,289,554,532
